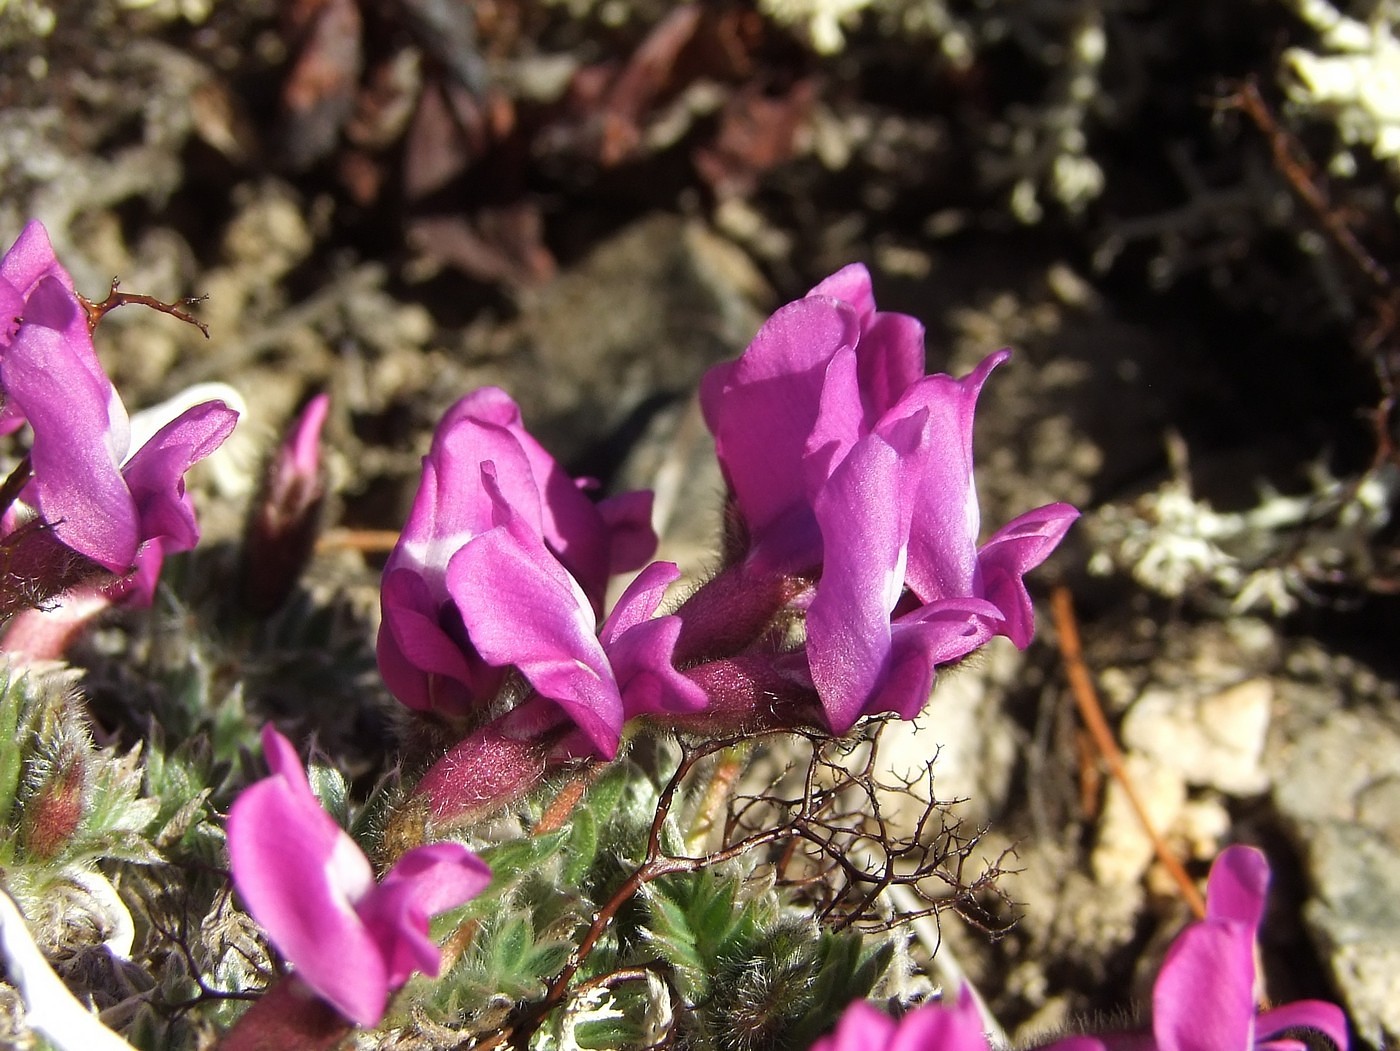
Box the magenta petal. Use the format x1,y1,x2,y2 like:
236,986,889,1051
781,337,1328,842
898,351,1009,604
599,561,680,643
359,842,492,987
609,615,708,717
2,324,136,569
0,277,23,345
975,501,1079,647
877,598,1003,719
0,222,73,297
377,568,484,715
596,488,658,574
1256,1001,1350,1051
112,540,166,608
288,393,331,476
227,732,387,1028
887,990,990,1051
807,263,877,323
384,842,492,916
597,562,705,718
701,297,861,565
121,400,239,554
404,416,535,569
1205,845,1270,929
811,1001,898,1051
807,420,925,734
855,311,927,421
440,387,623,607
447,514,623,759
1152,922,1257,1051
803,346,865,496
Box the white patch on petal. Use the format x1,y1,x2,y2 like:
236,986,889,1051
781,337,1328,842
105,385,132,466
126,382,246,455
884,544,909,612
405,530,480,581
0,889,137,1051
572,658,605,680
326,832,376,905
964,481,980,548
566,569,600,637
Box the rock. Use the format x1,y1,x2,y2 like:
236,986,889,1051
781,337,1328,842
1270,661,1400,1049
1121,677,1273,795
480,214,772,466
1091,752,1186,888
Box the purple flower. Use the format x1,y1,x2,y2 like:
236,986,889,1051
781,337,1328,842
227,726,491,1028
0,223,239,583
812,988,1103,1051
1103,845,1349,1051
377,387,701,756
0,222,99,436
700,265,1077,732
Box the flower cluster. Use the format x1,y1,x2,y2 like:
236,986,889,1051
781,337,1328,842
1,224,1353,1051
376,266,1078,824
698,265,1079,732
375,386,705,760
815,847,1349,1051
0,222,239,643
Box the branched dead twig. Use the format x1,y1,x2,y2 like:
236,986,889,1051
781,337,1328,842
1220,77,1400,480
725,725,1013,936
481,725,1010,1049
80,279,211,339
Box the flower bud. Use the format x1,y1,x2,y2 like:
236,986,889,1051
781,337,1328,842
21,745,86,860
242,394,329,614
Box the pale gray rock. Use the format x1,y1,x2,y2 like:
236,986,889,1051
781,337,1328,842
1270,661,1400,1049
1121,677,1273,795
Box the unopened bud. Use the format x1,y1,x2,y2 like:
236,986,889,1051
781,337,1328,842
22,746,87,859
242,394,330,613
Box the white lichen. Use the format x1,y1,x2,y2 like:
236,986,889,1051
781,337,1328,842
759,0,875,54
1283,0,1400,172
1086,446,1400,615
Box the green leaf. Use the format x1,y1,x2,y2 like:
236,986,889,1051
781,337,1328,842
468,831,569,905
0,669,26,835
561,807,598,885
306,761,350,826
640,869,770,1005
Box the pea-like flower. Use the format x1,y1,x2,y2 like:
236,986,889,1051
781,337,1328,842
226,726,492,1027
377,387,702,758
0,222,239,583
1101,844,1349,1051
700,264,1078,732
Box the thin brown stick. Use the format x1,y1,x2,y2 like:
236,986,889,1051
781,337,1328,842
316,527,402,553
80,279,211,338
1051,586,1207,919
